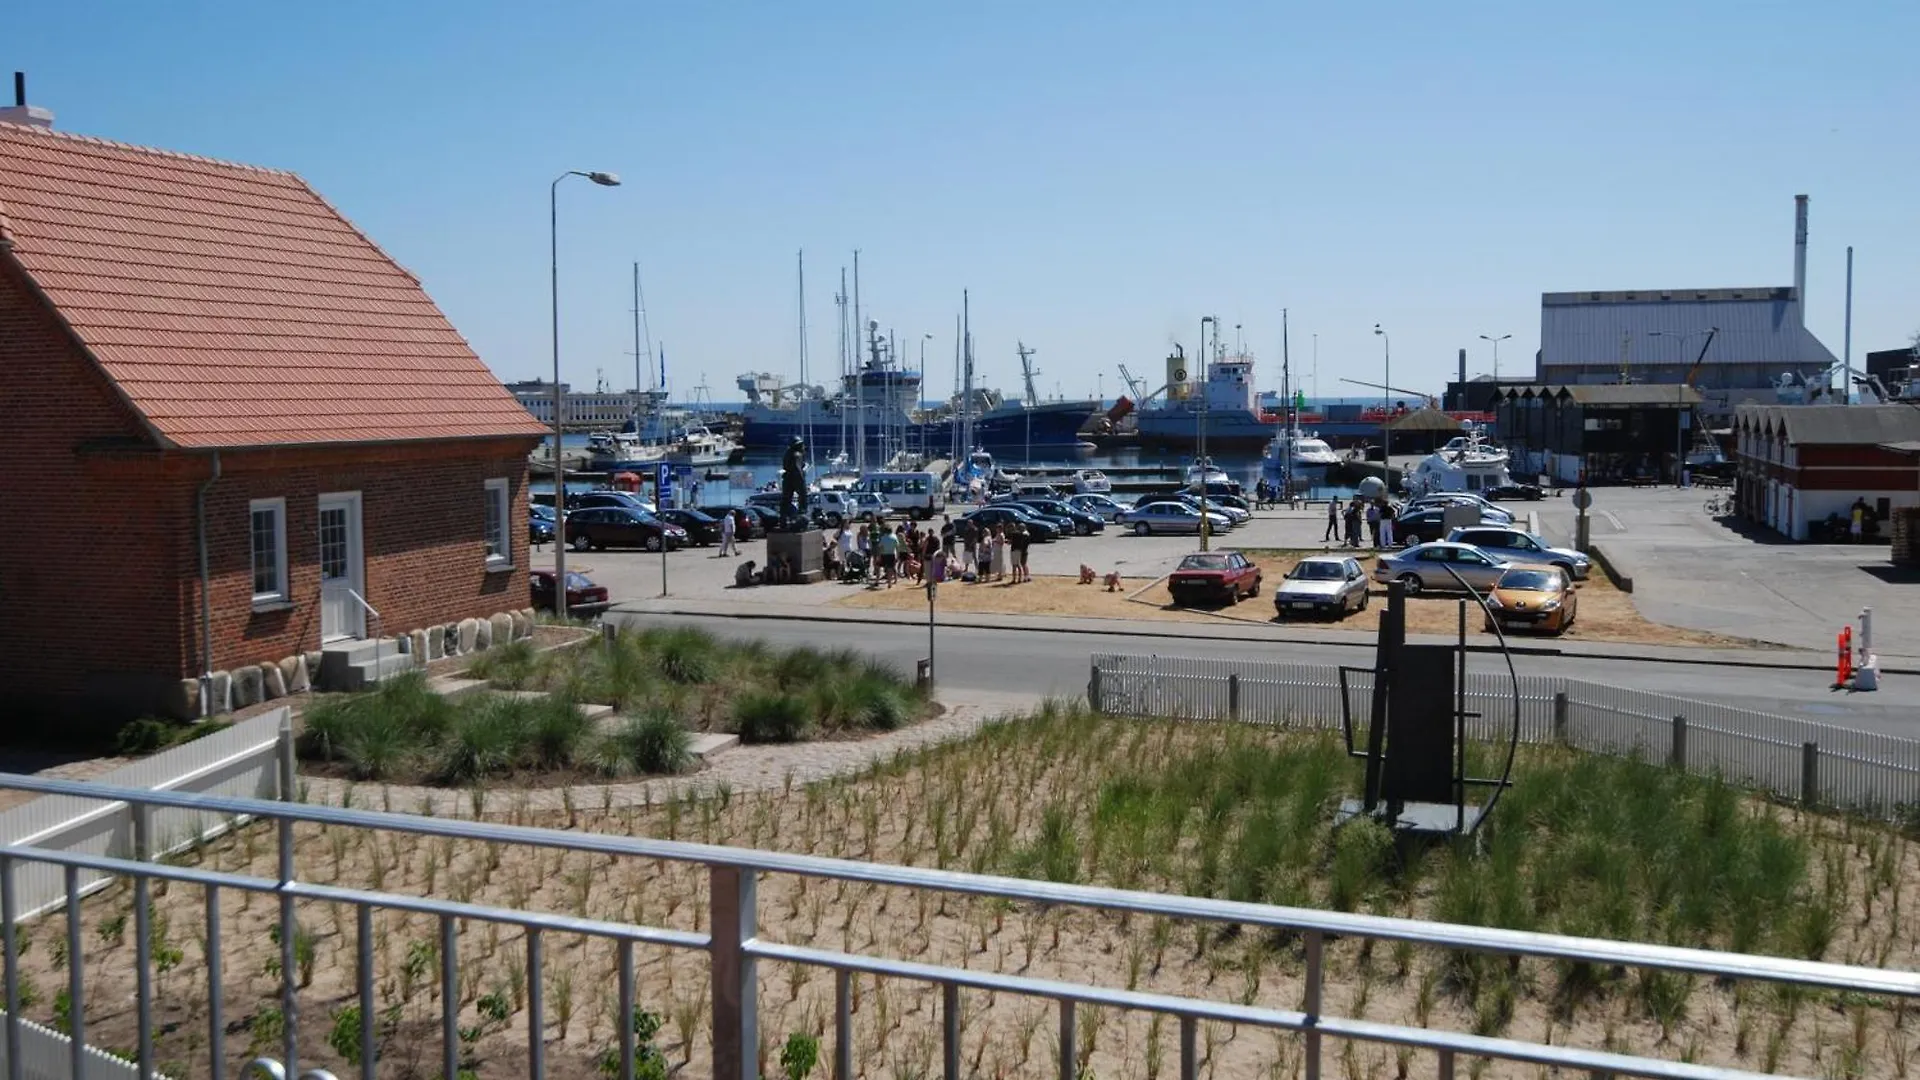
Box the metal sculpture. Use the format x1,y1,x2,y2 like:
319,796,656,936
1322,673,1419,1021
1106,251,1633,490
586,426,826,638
776,436,809,531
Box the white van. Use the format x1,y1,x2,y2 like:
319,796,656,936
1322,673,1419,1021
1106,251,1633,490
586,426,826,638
853,471,946,519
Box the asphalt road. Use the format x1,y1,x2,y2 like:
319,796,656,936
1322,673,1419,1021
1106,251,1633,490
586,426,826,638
610,611,1920,739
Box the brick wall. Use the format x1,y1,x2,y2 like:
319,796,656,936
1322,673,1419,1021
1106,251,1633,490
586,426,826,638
0,255,541,721
176,442,536,678
0,258,191,716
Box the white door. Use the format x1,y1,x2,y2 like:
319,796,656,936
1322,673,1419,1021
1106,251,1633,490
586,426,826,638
318,493,365,641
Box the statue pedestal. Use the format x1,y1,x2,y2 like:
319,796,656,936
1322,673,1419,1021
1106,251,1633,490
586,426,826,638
765,529,826,584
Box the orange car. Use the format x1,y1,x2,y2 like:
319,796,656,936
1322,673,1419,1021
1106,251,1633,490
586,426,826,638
1482,566,1577,634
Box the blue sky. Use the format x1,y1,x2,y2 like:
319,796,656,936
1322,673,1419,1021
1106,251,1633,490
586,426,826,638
14,1,1918,401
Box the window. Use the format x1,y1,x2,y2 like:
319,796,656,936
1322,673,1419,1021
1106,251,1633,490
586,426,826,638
249,498,288,606
484,478,510,567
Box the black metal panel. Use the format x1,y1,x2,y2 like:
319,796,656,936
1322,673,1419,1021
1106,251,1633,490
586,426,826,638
1384,645,1456,806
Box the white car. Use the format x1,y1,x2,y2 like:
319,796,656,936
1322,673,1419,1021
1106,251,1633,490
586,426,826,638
1273,555,1371,619
1068,493,1131,522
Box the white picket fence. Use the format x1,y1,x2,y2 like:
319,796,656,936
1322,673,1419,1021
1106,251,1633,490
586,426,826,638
0,707,291,920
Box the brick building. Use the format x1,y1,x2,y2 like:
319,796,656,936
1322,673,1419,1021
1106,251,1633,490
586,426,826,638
0,118,548,721
1732,405,1920,541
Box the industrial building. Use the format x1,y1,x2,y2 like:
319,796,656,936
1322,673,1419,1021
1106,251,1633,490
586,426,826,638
1494,384,1704,486
506,380,664,427
1532,196,1842,417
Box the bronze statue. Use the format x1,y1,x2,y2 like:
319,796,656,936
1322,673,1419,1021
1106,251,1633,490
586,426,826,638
778,437,809,530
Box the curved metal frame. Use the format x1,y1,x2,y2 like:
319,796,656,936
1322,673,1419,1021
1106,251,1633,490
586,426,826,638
1437,562,1525,824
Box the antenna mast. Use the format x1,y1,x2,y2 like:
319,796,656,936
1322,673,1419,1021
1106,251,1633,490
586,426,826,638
798,250,812,477
1018,341,1039,404
962,291,974,454
853,252,864,473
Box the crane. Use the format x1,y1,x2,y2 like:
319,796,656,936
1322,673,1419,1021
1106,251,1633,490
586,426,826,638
1116,364,1148,401
1681,327,1719,388
1338,377,1437,410
1017,342,1040,404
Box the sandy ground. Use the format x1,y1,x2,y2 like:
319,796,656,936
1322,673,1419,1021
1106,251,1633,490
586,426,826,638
19,713,1918,1080
836,550,1762,649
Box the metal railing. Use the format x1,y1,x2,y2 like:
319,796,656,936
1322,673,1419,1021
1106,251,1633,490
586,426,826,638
3,775,1917,1080
1089,653,1920,816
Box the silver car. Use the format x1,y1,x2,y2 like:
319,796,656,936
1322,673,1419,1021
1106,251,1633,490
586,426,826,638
1117,502,1233,536
1446,526,1590,580
1273,555,1371,619
1068,493,1131,522
1371,542,1512,594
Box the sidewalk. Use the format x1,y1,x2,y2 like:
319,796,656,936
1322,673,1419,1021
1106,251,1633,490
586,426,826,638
299,688,1043,817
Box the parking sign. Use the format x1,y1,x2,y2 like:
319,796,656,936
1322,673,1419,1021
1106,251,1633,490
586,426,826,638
656,462,673,504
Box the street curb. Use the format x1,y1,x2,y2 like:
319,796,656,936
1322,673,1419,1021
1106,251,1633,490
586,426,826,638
1586,543,1634,593
609,602,1918,677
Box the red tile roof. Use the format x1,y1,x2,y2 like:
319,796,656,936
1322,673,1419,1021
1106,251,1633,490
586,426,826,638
0,122,549,449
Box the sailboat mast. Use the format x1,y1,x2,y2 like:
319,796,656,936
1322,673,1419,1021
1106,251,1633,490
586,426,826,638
836,269,849,458
853,252,865,474
631,263,643,398
961,290,974,455
952,312,962,464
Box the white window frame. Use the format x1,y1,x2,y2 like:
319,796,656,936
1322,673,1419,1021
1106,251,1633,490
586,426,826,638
249,497,289,607
484,478,512,569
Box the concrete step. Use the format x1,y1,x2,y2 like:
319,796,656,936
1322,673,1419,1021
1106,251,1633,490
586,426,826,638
319,638,404,689
426,676,490,700
688,733,739,758
337,652,415,692
494,689,616,727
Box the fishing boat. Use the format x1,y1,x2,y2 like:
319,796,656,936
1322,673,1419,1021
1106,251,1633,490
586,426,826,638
1404,423,1515,497
667,424,740,468
1262,428,1340,484
585,430,668,472
1186,457,1230,487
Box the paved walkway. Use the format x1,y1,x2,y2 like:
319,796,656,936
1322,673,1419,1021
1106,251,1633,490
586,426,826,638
299,689,1042,816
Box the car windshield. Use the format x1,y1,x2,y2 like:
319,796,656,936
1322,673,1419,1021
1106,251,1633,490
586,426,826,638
564,572,595,589
1178,554,1231,571
1289,561,1346,580
1499,569,1561,590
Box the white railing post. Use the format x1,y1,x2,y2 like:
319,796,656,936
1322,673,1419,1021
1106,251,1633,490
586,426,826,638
1802,742,1821,807
710,865,758,1080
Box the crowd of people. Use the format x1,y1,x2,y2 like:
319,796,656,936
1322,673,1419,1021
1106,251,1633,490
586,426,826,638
823,514,1035,588
1323,494,1399,549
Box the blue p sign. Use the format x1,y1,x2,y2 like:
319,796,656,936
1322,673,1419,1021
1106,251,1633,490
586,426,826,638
656,462,673,503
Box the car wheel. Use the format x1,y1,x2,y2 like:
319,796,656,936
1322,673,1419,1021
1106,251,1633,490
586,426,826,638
1401,533,1421,546
1554,561,1576,577
1226,587,1239,606
1396,573,1423,595
571,533,593,553
828,513,844,528
1248,578,1260,597
645,535,663,553
1359,589,1370,611
1134,522,1151,537
1076,521,1092,536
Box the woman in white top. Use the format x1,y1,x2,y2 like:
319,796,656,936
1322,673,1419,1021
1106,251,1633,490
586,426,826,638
991,526,1009,581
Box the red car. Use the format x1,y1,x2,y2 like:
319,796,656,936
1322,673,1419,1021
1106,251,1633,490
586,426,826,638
1167,550,1263,606
530,568,611,614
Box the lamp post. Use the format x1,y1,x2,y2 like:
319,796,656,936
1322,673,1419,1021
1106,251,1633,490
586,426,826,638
1478,333,1512,381
1649,328,1711,487
1373,324,1391,473
550,169,621,620
1199,315,1216,550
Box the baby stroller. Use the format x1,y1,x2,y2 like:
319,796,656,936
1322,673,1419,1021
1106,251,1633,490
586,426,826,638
840,550,870,582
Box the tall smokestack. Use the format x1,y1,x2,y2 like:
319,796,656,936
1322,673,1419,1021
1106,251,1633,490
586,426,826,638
1458,348,1466,386
1793,194,1809,325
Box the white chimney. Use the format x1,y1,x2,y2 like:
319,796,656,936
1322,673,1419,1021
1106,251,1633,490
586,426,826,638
0,72,54,129
1793,193,1808,325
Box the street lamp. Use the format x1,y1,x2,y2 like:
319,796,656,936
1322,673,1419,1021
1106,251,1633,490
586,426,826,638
1478,333,1512,381
550,169,621,620
1198,315,1216,550
1373,324,1391,471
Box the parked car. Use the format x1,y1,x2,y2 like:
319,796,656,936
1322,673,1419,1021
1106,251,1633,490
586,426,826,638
1167,551,1263,606
1273,555,1371,619
1133,494,1246,528
530,568,610,614
529,511,555,544
1403,493,1514,525
986,499,1076,536
1115,502,1233,536
1207,493,1252,515
1067,493,1131,522
958,505,1061,542
1390,507,1454,546
1371,542,1512,594
565,507,685,552
566,490,655,514
1445,526,1590,580
1002,496,1105,536
657,507,724,545
845,491,892,524
1486,481,1544,501
697,505,764,540
735,503,782,533
1484,566,1578,634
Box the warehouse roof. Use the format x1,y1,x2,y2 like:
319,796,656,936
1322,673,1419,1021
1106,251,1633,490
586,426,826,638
1736,404,1920,446
1538,288,1838,374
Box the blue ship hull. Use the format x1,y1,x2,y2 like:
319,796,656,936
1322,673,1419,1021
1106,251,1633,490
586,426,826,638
742,407,1093,454
1133,408,1277,451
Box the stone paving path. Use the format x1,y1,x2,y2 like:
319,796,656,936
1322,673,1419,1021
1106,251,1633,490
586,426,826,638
298,688,1043,817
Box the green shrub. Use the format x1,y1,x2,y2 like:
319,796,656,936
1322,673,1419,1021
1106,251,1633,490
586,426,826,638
467,639,541,690
732,690,813,744
646,626,721,684
844,666,911,731
618,709,694,775
434,697,533,784
770,647,833,691
527,695,592,769
115,717,180,755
